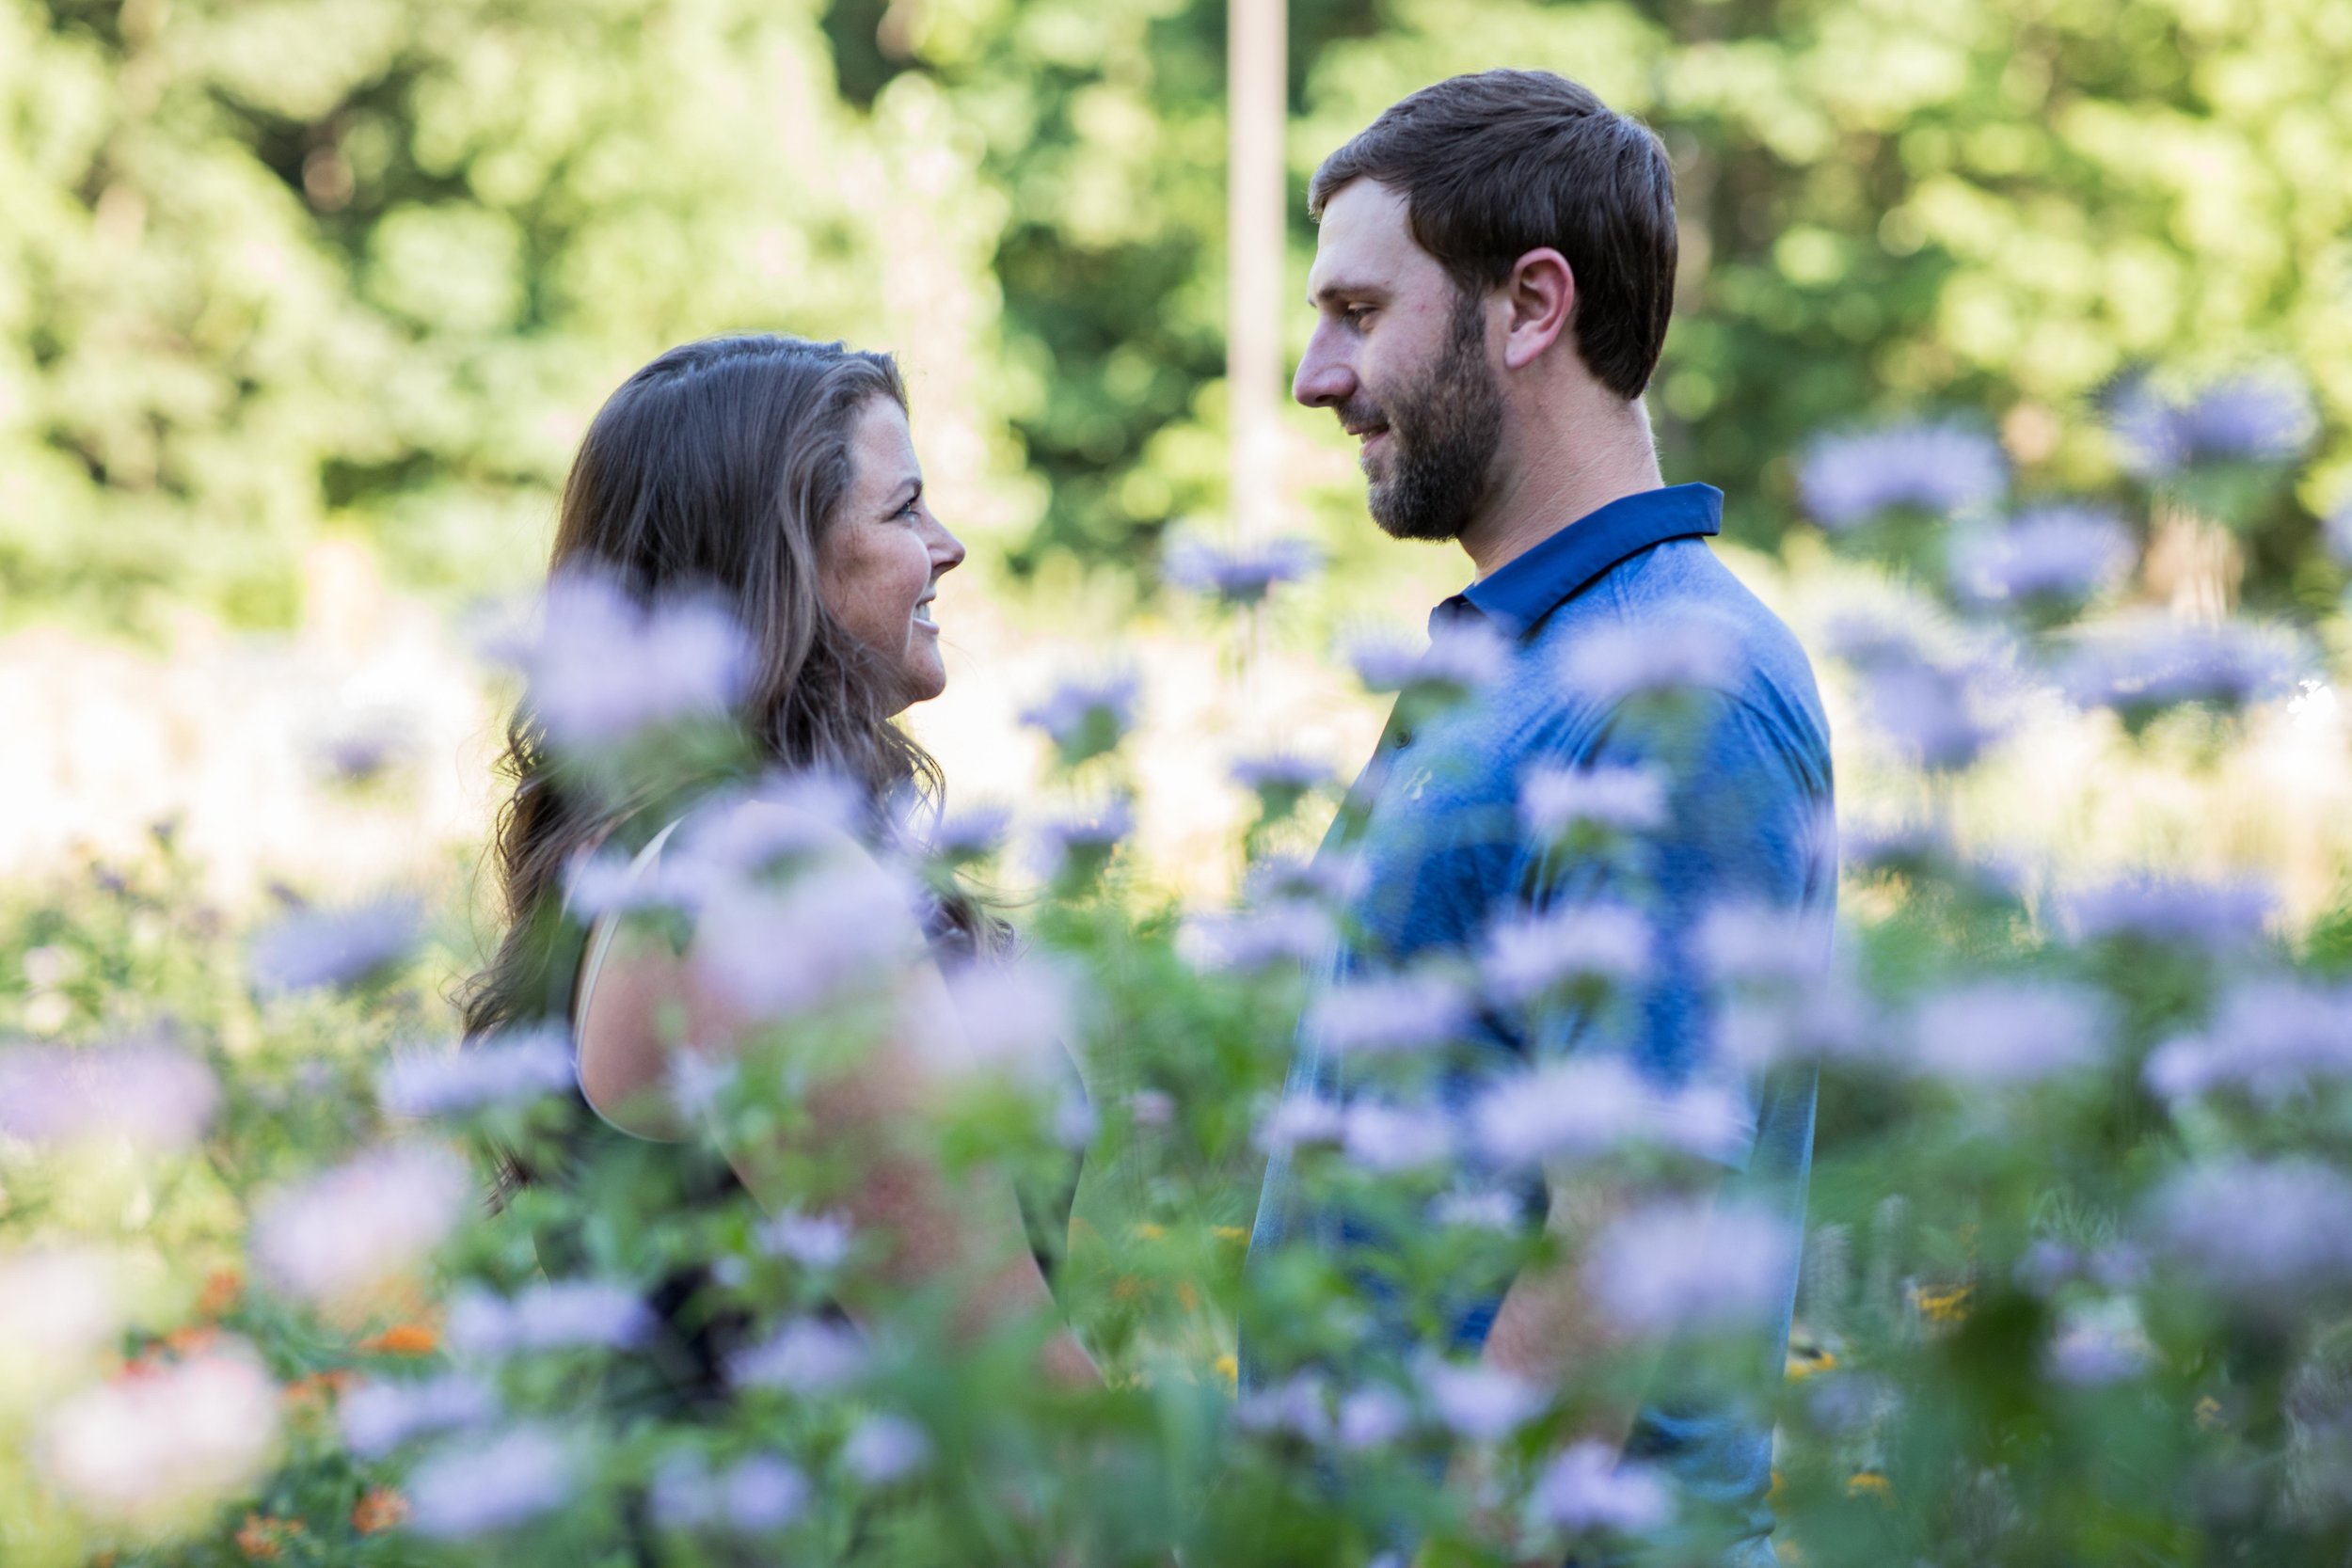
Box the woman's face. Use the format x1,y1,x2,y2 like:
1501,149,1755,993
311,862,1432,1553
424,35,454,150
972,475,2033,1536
818,398,966,711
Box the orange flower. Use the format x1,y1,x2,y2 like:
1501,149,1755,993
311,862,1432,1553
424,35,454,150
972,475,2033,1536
353,1487,410,1534
281,1369,357,1413
235,1513,304,1560
198,1268,244,1318
163,1324,222,1359
1846,1470,1892,1499
358,1323,439,1356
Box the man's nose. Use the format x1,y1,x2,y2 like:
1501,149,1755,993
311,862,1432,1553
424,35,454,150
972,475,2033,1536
1293,329,1356,410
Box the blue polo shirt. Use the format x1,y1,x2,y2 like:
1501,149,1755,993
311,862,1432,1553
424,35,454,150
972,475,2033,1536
1243,483,1833,1563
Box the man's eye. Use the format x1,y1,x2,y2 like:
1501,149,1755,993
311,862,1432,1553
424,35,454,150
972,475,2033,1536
1344,306,1375,328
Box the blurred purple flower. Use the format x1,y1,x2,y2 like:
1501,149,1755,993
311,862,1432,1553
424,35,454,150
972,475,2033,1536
842,1413,931,1483
1336,1385,1412,1450
1248,851,1372,907
2045,1301,2153,1386
1862,655,2001,772
1020,672,1138,760
1257,1096,1345,1154
1179,902,1336,972
1342,1102,1455,1172
1231,752,1331,795
1432,1188,1525,1232
1418,1358,1543,1442
1716,982,1879,1072
250,1142,469,1314
1948,506,2135,612
1910,979,2108,1084
2062,872,2274,950
1163,535,1321,605
1696,903,1829,989
2147,1157,2352,1306
339,1374,497,1460
939,957,1079,1085
377,1026,573,1119
2059,618,2301,720
1471,1057,1655,1166
1309,973,1473,1055
249,895,421,993
405,1425,577,1539
1799,421,2008,530
728,1317,866,1395
756,1209,854,1270
1128,1088,1176,1127
1518,763,1667,840
691,858,914,1019
1586,1200,1791,1336
2144,978,2352,1104
1347,618,1514,696
1533,1441,1674,1534
487,568,752,749
1557,620,1739,706
1235,1372,1333,1443
1032,798,1136,878
2110,372,2315,477
0,1037,218,1151
722,1454,809,1531
1480,906,1651,1005
1054,1087,1098,1150
928,801,1013,862
447,1280,655,1355
2324,502,2352,568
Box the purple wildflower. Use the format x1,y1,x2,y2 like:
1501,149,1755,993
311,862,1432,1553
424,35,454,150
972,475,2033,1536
2061,873,2274,950
250,1143,469,1315
1231,752,1331,796
1308,973,1473,1055
1336,1385,1412,1450
2324,502,2352,568
2147,1157,2352,1307
842,1413,930,1483
929,801,1013,862
1053,1087,1099,1149
1163,534,1321,605
1471,1057,1656,1166
2059,618,2301,721
1533,1441,1674,1535
1948,506,2135,613
447,1280,655,1355
2045,1301,2153,1386
1032,797,1136,878
722,1454,809,1530
1696,903,1829,989
1128,1088,1176,1127
0,1038,219,1152
405,1425,577,1539
1798,421,2008,530
248,895,421,993
377,1026,573,1119
1342,1102,1456,1172
1235,1373,1333,1444
1862,655,2001,772
2110,372,2315,477
1480,906,1651,1005
1020,672,1139,763
1247,851,1371,907
1716,982,1878,1072
2143,979,2352,1104
1518,763,1667,839
1347,617,1515,697
1418,1358,1544,1442
939,958,1078,1085
1557,620,1739,706
1257,1096,1345,1154
1432,1188,1525,1232
1909,979,2108,1084
691,858,914,1019
756,1209,854,1270
1179,901,1336,972
727,1317,866,1395
1585,1200,1791,1337
486,568,752,749
339,1374,497,1459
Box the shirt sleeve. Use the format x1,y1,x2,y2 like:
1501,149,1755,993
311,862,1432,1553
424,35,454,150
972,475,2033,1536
1509,688,1833,1168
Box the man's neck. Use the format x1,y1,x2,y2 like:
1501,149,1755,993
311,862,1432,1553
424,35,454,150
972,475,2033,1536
1457,400,1664,580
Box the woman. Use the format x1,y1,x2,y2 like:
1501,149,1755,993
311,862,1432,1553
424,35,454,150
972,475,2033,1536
463,333,1094,1402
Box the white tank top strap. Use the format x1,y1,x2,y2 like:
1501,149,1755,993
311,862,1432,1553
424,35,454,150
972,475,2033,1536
571,816,685,1049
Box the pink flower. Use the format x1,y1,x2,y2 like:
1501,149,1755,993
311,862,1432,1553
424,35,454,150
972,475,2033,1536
39,1335,280,1530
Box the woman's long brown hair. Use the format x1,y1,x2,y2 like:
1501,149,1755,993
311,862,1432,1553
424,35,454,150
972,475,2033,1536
460,335,992,1171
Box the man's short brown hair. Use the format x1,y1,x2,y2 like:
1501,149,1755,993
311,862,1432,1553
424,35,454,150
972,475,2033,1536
1309,69,1678,400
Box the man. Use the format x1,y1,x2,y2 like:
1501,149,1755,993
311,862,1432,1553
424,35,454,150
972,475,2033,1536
1242,70,1833,1565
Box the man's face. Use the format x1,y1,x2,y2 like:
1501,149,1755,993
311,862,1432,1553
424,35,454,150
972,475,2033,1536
1295,180,1504,544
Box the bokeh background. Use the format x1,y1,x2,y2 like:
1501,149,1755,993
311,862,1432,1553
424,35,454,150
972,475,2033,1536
5,0,2350,924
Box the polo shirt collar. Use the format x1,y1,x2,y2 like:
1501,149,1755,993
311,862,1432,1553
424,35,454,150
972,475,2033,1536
1432,483,1723,640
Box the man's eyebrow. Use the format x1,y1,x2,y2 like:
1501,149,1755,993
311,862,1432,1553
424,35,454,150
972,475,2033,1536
1309,278,1388,309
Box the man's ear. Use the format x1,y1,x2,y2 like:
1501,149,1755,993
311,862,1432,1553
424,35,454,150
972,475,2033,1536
1501,247,1574,372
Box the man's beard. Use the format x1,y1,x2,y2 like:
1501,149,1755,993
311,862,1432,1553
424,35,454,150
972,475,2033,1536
1347,289,1504,544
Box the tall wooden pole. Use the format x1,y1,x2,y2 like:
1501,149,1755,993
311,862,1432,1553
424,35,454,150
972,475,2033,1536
1227,0,1286,545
